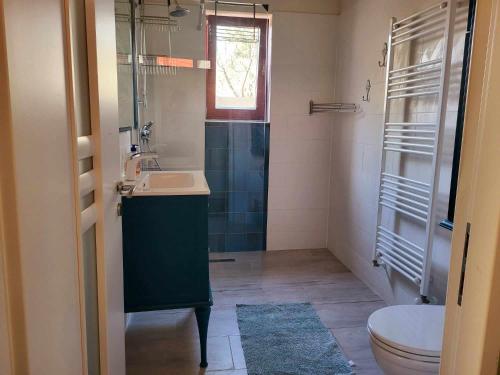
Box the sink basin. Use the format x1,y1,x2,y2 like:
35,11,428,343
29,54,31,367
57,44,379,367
131,171,210,196
148,172,194,189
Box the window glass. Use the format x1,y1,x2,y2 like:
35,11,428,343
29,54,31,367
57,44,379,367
215,25,261,110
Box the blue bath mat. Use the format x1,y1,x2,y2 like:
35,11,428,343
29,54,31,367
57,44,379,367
236,303,353,375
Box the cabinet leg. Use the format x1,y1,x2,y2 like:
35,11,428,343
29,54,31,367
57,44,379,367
195,306,211,368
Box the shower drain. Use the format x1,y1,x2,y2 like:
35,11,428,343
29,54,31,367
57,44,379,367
209,258,236,263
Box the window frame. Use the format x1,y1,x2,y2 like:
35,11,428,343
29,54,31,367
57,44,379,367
440,0,476,231
206,15,268,121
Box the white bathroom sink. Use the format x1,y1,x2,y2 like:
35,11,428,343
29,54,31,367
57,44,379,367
131,171,210,196
148,172,194,189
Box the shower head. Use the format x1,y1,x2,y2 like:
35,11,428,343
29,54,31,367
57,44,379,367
169,0,190,17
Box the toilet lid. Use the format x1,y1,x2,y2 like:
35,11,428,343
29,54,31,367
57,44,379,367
367,305,445,357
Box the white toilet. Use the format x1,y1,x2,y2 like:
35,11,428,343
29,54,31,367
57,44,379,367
367,304,445,375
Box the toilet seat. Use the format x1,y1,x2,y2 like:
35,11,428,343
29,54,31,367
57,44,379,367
369,331,440,364
367,305,445,358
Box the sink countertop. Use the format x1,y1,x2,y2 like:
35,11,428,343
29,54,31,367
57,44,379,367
124,170,210,196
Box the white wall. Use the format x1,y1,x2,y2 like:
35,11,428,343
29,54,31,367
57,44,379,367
267,12,337,250
328,0,468,304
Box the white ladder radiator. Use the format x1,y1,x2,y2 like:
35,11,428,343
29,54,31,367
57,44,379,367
373,1,457,300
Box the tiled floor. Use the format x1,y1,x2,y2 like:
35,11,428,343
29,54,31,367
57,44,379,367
126,249,384,374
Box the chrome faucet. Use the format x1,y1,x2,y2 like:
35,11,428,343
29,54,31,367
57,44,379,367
140,121,154,144
125,152,159,181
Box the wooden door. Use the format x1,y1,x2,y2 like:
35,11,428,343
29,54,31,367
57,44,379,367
64,0,126,373
440,0,500,373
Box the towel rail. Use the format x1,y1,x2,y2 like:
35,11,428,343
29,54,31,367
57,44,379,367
388,75,441,87
309,101,358,114
380,190,429,209
392,26,445,46
385,129,436,134
377,246,422,280
373,0,458,299
377,238,424,268
388,90,440,100
393,2,445,27
380,196,429,217
389,67,442,81
385,122,436,126
388,83,441,93
377,230,425,260
380,186,429,202
381,176,431,192
393,17,447,40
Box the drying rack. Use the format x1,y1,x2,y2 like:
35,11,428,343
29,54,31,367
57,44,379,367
117,53,211,75
116,14,180,31
372,0,457,301
309,101,358,114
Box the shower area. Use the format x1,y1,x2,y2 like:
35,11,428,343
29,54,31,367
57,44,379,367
115,0,270,252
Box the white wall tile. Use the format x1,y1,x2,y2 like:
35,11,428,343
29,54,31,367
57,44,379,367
267,12,337,250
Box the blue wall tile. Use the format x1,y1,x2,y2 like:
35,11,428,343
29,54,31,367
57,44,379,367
206,170,227,192
246,212,264,233
209,234,226,252
228,167,248,192
209,192,226,213
227,213,246,234
229,123,250,149
247,170,264,192
248,153,265,171
205,122,269,252
206,148,228,170
247,233,265,251
208,213,226,234
227,192,248,213
225,234,250,252
206,125,228,148
250,124,266,155
248,192,264,212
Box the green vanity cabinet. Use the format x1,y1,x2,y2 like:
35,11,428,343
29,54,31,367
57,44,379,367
122,194,212,367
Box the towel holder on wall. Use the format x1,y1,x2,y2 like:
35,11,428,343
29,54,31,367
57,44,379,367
309,101,359,114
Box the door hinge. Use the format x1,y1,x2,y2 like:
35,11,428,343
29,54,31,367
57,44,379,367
457,222,471,306
117,202,123,217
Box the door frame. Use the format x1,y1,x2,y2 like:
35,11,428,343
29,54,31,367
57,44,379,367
440,0,500,373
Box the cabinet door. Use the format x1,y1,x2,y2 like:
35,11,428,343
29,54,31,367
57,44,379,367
122,195,209,312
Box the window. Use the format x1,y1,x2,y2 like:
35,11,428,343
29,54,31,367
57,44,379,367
206,16,268,121
440,0,476,231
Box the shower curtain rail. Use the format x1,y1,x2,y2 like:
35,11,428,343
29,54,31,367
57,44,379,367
373,0,457,300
